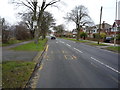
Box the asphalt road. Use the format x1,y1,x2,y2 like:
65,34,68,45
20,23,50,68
36,38,120,88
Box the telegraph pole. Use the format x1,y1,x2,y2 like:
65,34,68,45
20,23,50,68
114,0,118,46
98,6,103,44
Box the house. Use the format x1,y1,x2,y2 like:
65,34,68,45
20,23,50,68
85,22,113,38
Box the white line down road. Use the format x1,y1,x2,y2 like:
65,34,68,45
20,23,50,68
73,48,83,53
66,44,71,47
91,57,120,74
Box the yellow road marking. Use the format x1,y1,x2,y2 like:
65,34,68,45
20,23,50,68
62,50,65,54
39,64,43,70
46,45,49,52
72,55,77,59
64,55,67,60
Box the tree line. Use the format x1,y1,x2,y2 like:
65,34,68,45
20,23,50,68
1,0,96,44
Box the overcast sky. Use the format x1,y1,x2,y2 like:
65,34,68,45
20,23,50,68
0,0,120,30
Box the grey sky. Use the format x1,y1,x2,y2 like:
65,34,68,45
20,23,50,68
0,0,119,30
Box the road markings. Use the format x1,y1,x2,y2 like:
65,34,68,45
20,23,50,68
66,44,71,47
91,57,120,74
64,55,67,60
59,41,65,44
56,42,58,43
73,48,83,53
46,45,49,52
109,75,120,84
39,64,43,70
62,50,65,54
72,55,77,60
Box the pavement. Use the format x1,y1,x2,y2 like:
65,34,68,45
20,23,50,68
34,38,120,88
2,40,38,61
83,39,120,46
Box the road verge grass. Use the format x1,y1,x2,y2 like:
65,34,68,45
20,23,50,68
2,40,23,47
105,46,120,53
87,43,108,46
11,39,47,51
2,61,36,88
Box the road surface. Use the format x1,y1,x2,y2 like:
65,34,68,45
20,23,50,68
36,38,120,88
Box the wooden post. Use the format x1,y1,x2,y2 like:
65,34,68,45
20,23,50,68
98,6,103,44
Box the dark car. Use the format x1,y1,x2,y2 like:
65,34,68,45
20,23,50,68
51,36,56,40
104,37,112,43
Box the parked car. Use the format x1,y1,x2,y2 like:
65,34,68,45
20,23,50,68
104,37,112,43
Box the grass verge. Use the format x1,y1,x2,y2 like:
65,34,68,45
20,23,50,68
87,43,108,46
106,46,120,53
2,61,36,88
63,38,109,46
11,39,47,51
2,40,23,47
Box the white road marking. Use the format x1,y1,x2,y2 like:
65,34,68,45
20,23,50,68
59,41,65,44
91,57,120,74
73,48,83,53
61,41,65,43
66,44,71,47
56,42,58,43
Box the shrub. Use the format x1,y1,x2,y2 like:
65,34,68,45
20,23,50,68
100,33,106,39
80,32,87,40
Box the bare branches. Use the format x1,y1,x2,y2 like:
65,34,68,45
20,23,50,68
21,1,34,12
44,0,60,10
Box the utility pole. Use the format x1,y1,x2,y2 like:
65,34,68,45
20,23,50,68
114,0,118,46
98,6,103,44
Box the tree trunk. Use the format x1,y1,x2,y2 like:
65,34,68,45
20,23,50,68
76,25,80,41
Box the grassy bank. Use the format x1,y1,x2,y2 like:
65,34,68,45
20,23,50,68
11,39,47,51
106,46,120,53
2,61,36,88
2,40,23,47
87,43,108,46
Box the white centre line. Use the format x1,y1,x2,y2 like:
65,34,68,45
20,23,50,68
91,57,120,74
59,41,65,44
66,44,71,47
74,48,83,53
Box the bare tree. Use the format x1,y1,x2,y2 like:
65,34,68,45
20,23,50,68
11,0,60,43
15,22,31,40
53,24,65,37
1,18,11,43
41,11,55,39
65,5,93,40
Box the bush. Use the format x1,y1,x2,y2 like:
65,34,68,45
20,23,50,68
100,33,106,39
93,33,99,39
116,34,120,40
15,25,31,40
80,32,87,40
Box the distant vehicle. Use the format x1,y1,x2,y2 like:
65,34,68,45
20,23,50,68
104,37,112,43
51,36,56,40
